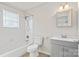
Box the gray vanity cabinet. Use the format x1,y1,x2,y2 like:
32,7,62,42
51,44,63,57
50,39,78,57
63,47,78,57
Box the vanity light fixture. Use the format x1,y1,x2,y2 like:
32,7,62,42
58,3,70,12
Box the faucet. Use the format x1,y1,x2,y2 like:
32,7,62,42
61,34,67,38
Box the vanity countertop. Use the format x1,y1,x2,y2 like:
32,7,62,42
50,37,79,42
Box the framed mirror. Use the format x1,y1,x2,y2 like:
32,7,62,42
56,9,72,27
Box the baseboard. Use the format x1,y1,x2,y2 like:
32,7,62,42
39,50,50,56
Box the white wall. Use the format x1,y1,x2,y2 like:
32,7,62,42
78,3,79,34
26,2,78,55
0,3,27,55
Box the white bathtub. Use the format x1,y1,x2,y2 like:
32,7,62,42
0,42,32,57
0,45,27,57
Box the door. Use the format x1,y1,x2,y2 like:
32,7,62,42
64,47,78,57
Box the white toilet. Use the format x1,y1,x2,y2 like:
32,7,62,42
27,36,43,57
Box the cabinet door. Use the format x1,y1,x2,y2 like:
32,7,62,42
51,44,64,57
64,47,78,57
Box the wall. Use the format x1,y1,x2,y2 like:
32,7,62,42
0,3,27,55
26,2,78,55
78,3,79,34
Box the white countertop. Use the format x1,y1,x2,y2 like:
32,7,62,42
50,37,79,42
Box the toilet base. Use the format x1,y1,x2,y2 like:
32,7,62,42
29,51,39,57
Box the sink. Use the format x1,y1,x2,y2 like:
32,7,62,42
50,37,79,42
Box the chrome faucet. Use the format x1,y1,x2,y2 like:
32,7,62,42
61,34,67,38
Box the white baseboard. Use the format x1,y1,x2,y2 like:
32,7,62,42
39,50,50,56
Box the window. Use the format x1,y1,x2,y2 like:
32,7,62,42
3,10,19,28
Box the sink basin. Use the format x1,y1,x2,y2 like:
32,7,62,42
50,37,79,42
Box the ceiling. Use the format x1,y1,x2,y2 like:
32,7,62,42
2,2,45,11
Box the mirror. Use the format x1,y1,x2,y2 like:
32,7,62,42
56,9,72,27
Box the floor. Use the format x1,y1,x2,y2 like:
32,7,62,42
21,52,50,57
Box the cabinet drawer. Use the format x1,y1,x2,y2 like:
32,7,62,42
51,39,78,48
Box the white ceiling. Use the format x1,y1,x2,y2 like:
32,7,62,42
2,2,45,11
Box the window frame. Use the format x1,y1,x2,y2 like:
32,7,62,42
3,10,19,28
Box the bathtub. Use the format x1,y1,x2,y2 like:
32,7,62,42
0,42,32,57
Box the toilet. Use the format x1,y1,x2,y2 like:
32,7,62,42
27,36,44,57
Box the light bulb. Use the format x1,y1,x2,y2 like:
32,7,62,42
59,6,63,10
59,6,63,12
64,4,70,10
